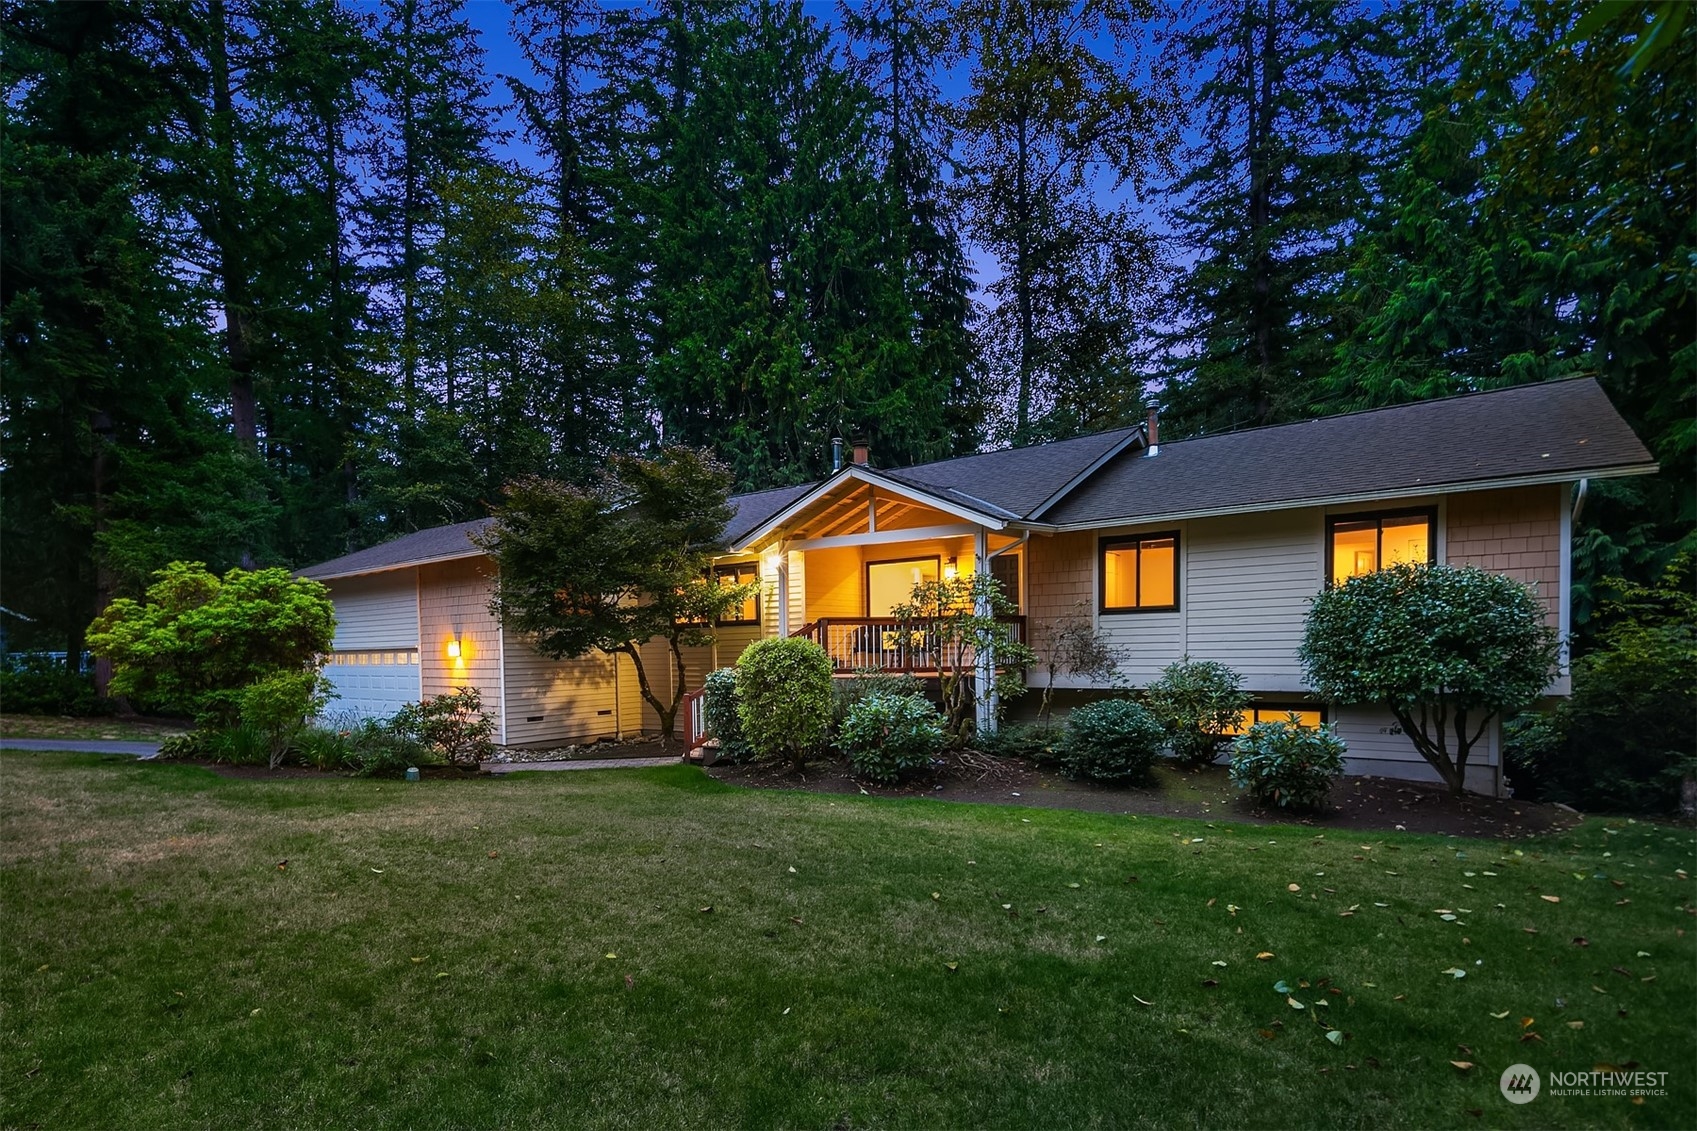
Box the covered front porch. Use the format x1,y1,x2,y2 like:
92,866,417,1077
735,464,1028,699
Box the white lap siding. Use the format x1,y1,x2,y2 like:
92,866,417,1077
322,571,421,720
1331,705,1503,796
500,641,623,747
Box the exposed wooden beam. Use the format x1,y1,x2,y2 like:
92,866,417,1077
787,523,983,551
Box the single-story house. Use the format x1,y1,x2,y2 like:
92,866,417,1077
298,377,1655,794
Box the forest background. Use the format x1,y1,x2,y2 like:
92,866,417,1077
3,0,1690,669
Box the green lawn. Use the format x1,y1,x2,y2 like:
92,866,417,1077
3,751,1693,1129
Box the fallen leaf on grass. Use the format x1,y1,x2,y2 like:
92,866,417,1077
789,916,803,925
1212,960,1228,967
787,866,797,874
624,974,634,989
944,962,958,972
1451,1061,1474,1072
370,868,384,874
1520,1017,1535,1028
1541,895,1561,903
1287,884,1301,892
1567,1021,1584,1030
1287,996,1306,1009
931,892,941,901
1257,1029,1277,1040
1490,1010,1510,1019
1256,951,1275,960
410,956,427,964
1326,1030,1344,1046
487,850,499,859
1133,995,1154,1007
1441,968,1467,978
1094,935,1108,943
604,952,617,959
698,906,713,914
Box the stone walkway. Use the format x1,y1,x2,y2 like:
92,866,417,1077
485,756,681,773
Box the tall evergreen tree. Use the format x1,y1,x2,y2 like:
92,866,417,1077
948,0,1179,445
1329,0,1695,622
1156,0,1389,436
1,3,272,671
641,1,974,487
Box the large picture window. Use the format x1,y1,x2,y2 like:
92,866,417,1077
714,563,761,626
866,557,939,618
1326,509,1435,586
1100,533,1179,613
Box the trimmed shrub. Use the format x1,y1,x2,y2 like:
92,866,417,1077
239,670,333,769
701,667,752,762
1228,717,1347,809
736,636,833,770
839,692,945,784
390,687,496,767
1061,698,1165,783
1144,657,1249,767
830,668,925,733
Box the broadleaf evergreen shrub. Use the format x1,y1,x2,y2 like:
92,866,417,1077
839,692,945,784
830,668,925,733
701,667,752,762
1228,717,1347,809
390,687,495,767
736,636,833,770
1145,657,1248,767
1061,698,1165,782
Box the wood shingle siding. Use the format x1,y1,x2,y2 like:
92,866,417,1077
1445,484,1563,627
418,558,503,736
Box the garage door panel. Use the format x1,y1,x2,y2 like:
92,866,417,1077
322,649,420,720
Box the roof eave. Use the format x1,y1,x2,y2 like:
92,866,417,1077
298,547,488,582
1042,462,1659,533
728,465,1010,551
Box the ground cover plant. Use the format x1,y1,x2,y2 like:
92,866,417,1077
2,751,1693,1130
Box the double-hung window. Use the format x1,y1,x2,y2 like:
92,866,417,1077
714,563,761,626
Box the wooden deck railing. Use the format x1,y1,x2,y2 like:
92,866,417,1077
790,616,1026,673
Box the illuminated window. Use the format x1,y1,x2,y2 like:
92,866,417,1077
1100,533,1179,612
1217,706,1326,736
1327,509,1434,586
866,557,939,617
715,563,761,626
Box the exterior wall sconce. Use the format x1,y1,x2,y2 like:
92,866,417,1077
446,637,462,660
943,556,958,580
762,548,784,577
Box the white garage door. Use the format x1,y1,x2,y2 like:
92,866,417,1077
323,649,421,721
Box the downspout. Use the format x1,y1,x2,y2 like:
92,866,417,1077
974,531,1031,736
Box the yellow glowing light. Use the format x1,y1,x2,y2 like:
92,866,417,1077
446,638,462,660
943,556,958,580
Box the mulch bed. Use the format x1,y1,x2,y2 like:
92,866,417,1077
707,754,1584,840
487,737,676,764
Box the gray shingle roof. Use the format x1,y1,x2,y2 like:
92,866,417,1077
723,482,816,546
1042,378,1654,527
298,518,494,579
298,378,1652,578
877,426,1142,519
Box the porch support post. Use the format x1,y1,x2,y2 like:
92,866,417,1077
974,526,997,735
774,550,790,637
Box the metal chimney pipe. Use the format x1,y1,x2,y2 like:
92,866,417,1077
1145,408,1160,457
831,436,845,472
